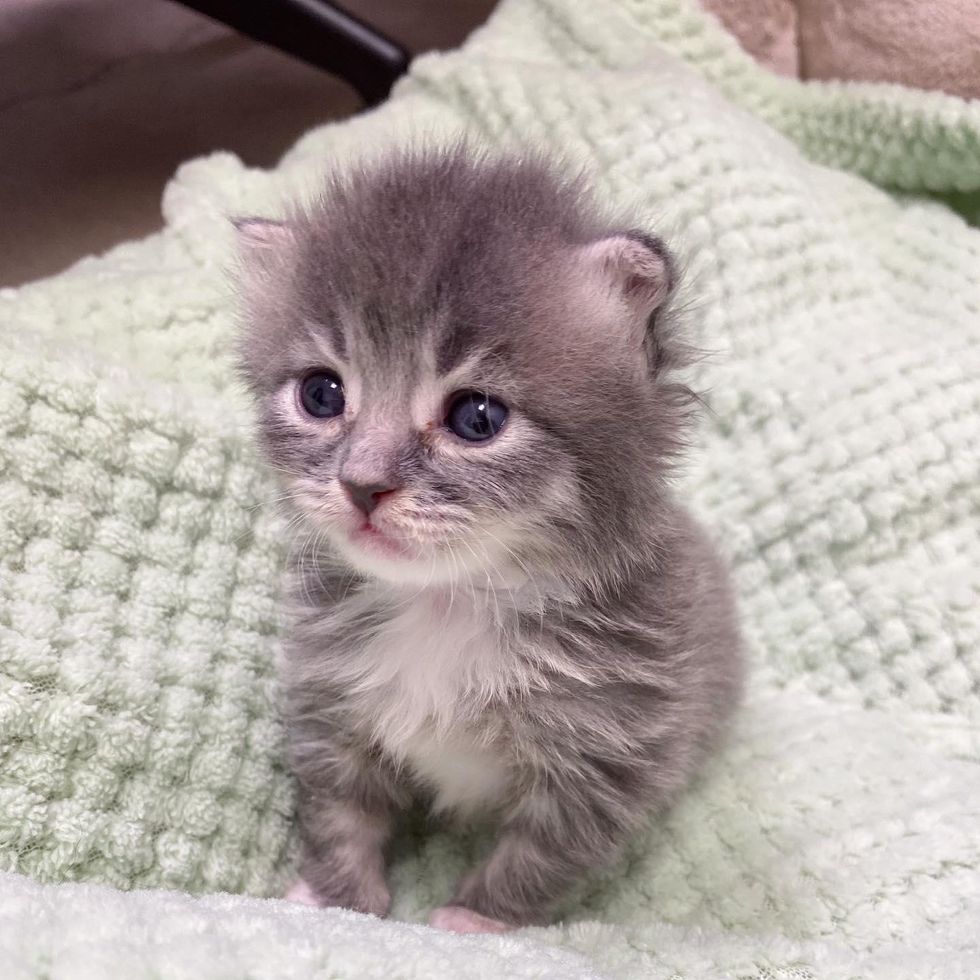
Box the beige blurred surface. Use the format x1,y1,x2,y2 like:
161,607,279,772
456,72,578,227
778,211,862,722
0,0,494,288
697,0,980,99
797,0,980,97
698,0,799,78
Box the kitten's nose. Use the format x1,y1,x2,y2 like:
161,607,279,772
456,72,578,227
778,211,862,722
341,479,397,517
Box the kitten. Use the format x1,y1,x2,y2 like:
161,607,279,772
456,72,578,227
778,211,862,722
235,146,743,934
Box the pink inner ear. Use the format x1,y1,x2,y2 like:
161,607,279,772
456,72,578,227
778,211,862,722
233,217,292,251
585,235,671,316
624,272,650,298
616,239,670,309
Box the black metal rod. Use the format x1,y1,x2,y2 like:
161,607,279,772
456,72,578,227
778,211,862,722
175,0,410,105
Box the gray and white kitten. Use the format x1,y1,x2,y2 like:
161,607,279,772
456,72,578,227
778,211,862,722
235,147,742,934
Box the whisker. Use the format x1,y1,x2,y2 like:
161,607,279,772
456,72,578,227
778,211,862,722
479,526,547,637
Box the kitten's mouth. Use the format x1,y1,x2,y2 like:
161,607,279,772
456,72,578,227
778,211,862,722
348,521,411,558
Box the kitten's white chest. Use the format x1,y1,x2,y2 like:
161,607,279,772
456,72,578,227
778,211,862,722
350,587,515,815
400,727,510,815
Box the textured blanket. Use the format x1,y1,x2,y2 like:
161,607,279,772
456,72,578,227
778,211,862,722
2,0,979,976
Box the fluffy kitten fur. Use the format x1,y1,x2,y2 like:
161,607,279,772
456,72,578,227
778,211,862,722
235,146,742,931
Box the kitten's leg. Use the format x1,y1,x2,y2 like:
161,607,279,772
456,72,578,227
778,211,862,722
293,799,393,916
431,774,639,931
288,740,406,917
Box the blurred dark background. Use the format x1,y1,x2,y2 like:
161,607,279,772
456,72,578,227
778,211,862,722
0,0,496,287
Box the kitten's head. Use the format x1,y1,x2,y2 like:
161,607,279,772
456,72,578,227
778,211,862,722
236,147,693,589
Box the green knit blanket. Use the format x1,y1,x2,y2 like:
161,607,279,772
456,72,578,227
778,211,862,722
2,0,979,976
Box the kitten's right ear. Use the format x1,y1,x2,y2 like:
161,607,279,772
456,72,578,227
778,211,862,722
581,231,674,324
232,217,295,273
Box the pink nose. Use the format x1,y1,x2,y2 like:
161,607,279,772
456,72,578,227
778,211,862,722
341,479,397,516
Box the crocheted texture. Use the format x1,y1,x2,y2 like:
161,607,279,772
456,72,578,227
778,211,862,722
1,0,979,976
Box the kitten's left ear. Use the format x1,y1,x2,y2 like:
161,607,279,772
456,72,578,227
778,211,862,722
232,217,295,272
582,231,674,326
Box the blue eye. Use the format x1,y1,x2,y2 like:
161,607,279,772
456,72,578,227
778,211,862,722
446,392,508,442
300,371,345,418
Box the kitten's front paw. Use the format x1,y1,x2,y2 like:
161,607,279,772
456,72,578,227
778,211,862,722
429,905,514,934
284,876,390,917
284,877,321,906
349,879,392,918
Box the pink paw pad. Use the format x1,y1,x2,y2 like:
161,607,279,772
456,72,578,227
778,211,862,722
429,905,513,934
284,878,321,907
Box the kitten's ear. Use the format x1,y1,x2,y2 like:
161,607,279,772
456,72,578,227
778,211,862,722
232,217,295,273
581,231,674,325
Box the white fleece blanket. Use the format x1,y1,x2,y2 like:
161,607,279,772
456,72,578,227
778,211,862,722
1,0,979,977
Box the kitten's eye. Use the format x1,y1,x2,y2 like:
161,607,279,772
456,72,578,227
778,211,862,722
299,371,345,418
446,392,508,442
